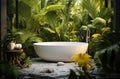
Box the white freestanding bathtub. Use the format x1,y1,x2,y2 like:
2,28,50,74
33,42,88,62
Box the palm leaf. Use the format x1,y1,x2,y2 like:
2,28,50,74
99,8,113,20
81,0,100,19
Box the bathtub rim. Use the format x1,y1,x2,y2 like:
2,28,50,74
33,42,88,46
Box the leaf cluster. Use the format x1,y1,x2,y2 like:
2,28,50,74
93,32,120,73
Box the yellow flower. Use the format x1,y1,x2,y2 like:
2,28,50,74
92,33,101,38
101,27,111,33
71,53,92,70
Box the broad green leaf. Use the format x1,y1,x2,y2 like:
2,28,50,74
19,0,39,9
18,1,31,19
46,5,65,11
46,11,58,29
92,17,106,27
41,5,65,14
87,24,96,29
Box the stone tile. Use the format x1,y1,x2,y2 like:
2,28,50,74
19,58,76,79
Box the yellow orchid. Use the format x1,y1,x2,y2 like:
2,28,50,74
71,53,92,70
101,27,111,33
92,33,101,38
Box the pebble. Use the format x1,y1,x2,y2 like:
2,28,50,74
57,62,65,66
40,68,54,73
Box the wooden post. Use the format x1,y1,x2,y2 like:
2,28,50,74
1,0,7,60
114,0,120,32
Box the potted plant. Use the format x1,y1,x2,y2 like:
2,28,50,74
6,29,23,50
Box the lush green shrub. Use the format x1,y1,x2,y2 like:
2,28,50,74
0,61,19,79
89,31,120,73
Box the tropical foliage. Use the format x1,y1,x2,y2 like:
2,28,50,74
17,0,113,42
89,22,120,73
5,0,119,78
93,32,120,73
89,26,111,56
18,0,79,41
0,61,19,79
6,0,114,59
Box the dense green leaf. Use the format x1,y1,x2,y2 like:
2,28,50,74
19,0,39,10
99,8,113,20
94,32,120,73
45,11,58,28
92,17,106,27
45,5,65,12
81,0,100,19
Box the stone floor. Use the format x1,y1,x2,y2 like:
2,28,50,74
19,58,77,79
